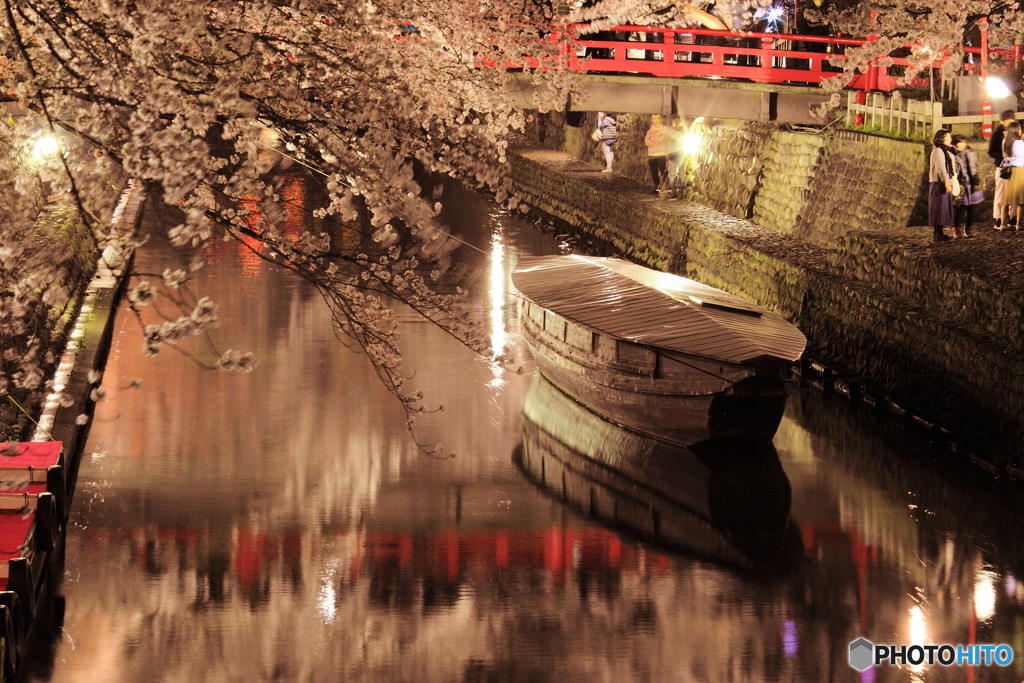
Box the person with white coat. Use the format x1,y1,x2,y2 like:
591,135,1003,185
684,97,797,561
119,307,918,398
596,112,617,173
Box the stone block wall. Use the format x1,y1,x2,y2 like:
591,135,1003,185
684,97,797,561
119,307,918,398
508,149,688,270
682,121,774,219
524,113,927,247
665,192,1024,456
753,131,823,234
828,233,1024,352
790,131,926,244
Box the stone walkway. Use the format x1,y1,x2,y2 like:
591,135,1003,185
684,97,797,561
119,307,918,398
872,223,1024,289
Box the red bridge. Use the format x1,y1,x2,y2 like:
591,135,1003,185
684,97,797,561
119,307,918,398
552,21,1010,93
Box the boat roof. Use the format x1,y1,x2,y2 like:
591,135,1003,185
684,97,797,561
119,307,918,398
512,255,806,364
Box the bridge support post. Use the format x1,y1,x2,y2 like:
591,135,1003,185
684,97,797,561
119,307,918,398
981,17,993,140
761,37,774,75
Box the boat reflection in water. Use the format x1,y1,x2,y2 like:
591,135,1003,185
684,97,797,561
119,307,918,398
515,374,803,575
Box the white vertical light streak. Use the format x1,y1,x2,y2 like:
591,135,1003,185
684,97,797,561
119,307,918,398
486,229,507,389
317,577,337,624
908,605,927,675
975,568,997,622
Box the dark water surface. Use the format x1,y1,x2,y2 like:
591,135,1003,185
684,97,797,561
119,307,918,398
24,176,1024,683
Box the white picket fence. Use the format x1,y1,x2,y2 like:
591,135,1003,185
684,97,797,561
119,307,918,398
845,91,1007,139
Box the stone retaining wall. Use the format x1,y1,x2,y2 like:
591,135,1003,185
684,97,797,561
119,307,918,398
754,131,822,235
683,220,1018,440
792,131,927,244
682,121,774,219
508,150,687,270
828,233,1024,352
525,111,927,247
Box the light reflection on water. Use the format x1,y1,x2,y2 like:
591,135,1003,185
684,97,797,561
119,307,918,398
23,175,1024,683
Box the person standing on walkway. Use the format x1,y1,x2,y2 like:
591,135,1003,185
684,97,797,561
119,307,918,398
663,115,688,197
644,114,669,191
1000,121,1024,231
596,112,617,173
989,109,1016,227
952,134,982,238
928,129,956,242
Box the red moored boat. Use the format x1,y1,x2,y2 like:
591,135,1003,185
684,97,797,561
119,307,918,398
0,441,65,678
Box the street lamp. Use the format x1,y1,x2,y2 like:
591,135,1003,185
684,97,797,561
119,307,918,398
32,134,59,161
682,132,702,155
986,76,1012,99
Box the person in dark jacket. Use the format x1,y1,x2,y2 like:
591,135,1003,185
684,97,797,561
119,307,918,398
952,133,981,238
989,109,1017,227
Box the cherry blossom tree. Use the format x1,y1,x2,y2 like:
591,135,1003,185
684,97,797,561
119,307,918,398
568,0,774,32
1,0,596,439
805,0,1007,89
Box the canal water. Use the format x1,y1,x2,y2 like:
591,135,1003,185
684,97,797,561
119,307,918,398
22,174,1024,683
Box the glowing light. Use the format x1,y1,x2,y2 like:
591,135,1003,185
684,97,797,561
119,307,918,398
765,5,785,23
909,605,926,644
682,133,702,156
781,619,798,657
908,605,927,674
487,228,508,389
986,77,1012,99
975,568,997,622
32,135,59,159
317,577,337,623
1007,573,1018,600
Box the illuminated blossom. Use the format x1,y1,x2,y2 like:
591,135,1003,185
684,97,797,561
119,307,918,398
0,0,671,438
128,281,157,306
161,269,187,289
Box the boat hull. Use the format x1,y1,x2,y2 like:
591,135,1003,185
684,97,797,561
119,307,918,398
520,303,790,446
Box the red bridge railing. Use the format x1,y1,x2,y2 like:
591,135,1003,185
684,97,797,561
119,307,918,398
559,24,1015,92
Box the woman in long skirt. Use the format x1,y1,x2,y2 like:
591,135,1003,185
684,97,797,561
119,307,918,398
1001,121,1024,231
928,129,955,242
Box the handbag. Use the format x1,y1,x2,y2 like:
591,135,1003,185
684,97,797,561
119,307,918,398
1000,158,1014,179
591,128,602,142
949,173,961,197
968,189,985,205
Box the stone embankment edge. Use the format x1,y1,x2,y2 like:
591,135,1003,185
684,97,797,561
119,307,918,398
32,181,145,509
507,147,1024,474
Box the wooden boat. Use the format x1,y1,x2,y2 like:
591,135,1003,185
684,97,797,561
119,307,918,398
512,255,807,445
515,374,802,573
